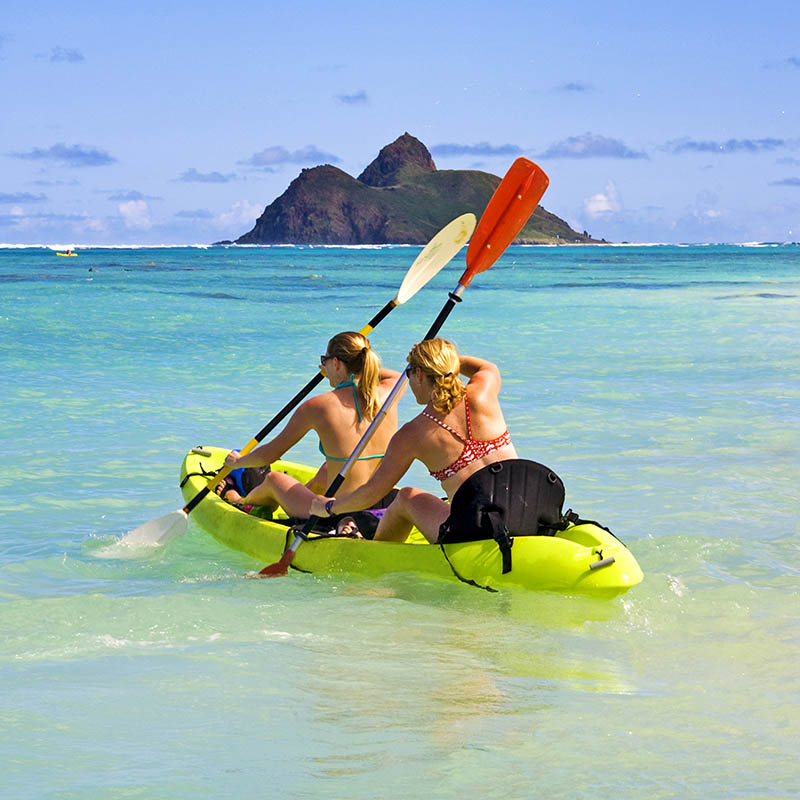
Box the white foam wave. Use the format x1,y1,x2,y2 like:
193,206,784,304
2,240,797,251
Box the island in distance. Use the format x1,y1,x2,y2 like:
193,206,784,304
223,133,604,245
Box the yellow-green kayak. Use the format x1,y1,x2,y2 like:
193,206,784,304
180,447,643,596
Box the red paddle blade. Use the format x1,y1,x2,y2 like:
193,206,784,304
258,549,295,577
462,158,549,286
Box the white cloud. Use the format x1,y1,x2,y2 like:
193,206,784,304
118,200,152,230
176,168,237,183
13,142,116,167
540,133,647,160
213,200,262,229
3,206,33,231
49,46,85,63
240,145,341,168
79,216,106,233
336,90,369,105
583,181,622,218
0,207,106,237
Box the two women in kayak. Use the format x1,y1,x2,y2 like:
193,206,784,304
218,334,516,544
310,338,517,542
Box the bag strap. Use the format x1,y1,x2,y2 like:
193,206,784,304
482,508,513,574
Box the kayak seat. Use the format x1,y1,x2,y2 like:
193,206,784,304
437,459,572,574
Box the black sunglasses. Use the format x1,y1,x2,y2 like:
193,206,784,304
320,354,334,365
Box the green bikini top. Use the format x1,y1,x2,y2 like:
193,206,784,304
318,376,385,462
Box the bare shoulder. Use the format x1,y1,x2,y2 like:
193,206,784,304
299,391,334,421
302,392,330,411
379,418,425,473
394,415,427,446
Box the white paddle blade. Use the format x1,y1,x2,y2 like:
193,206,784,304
119,509,188,547
395,213,476,305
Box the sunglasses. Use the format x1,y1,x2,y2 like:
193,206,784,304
320,354,334,366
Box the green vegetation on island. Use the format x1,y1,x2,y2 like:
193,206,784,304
233,134,604,245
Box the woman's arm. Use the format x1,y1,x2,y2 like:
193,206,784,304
310,425,417,516
458,355,501,391
378,367,403,382
379,367,407,400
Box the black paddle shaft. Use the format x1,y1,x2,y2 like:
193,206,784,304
252,298,397,443
422,291,462,340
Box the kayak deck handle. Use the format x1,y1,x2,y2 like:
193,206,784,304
590,556,616,571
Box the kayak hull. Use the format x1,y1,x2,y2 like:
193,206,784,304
180,447,643,596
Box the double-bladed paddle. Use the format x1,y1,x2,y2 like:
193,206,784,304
119,213,476,546
258,157,550,576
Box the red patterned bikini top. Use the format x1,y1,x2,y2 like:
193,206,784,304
421,394,513,482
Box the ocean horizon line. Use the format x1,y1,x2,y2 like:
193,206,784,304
2,241,798,251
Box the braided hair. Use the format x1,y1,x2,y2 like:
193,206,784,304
407,338,466,414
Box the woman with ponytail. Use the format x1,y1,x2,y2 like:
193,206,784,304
216,331,404,520
310,338,517,542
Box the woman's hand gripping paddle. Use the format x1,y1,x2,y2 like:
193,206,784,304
119,214,476,547
259,158,549,576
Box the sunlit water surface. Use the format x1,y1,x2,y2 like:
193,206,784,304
1,244,798,798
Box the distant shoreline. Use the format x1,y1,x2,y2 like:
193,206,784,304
2,241,799,250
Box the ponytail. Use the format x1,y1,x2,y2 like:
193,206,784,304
326,332,382,420
357,345,381,419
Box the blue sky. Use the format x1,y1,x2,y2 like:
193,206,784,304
2,0,799,244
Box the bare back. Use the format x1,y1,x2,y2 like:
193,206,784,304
407,381,517,500
306,353,516,523
314,373,402,494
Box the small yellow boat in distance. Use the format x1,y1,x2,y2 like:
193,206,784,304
56,250,77,256
180,447,644,597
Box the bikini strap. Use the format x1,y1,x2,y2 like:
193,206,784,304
420,410,468,444
335,374,362,422
319,439,385,461
464,394,473,439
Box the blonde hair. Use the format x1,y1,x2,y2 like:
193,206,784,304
326,331,382,419
407,338,466,414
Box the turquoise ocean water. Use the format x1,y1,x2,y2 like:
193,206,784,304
1,243,798,798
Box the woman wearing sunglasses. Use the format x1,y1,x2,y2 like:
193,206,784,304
216,331,404,522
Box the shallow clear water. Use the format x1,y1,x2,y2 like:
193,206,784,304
1,244,798,798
